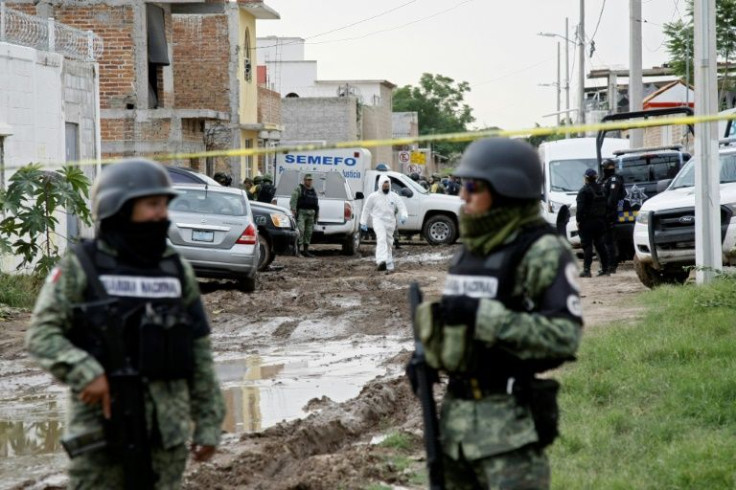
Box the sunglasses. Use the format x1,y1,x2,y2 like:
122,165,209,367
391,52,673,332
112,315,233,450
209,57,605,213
462,179,487,194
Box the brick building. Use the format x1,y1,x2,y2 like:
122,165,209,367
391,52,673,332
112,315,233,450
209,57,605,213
7,0,279,179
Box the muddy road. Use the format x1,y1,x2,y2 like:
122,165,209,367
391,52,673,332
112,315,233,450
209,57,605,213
0,241,648,489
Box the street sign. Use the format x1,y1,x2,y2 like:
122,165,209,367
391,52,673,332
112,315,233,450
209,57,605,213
410,151,426,165
398,151,410,164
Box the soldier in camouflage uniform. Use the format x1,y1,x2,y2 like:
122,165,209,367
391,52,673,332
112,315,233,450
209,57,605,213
290,173,320,258
26,159,225,489
413,138,583,489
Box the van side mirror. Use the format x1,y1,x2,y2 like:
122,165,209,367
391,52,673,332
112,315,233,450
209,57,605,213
656,179,673,193
355,192,364,200
400,188,413,198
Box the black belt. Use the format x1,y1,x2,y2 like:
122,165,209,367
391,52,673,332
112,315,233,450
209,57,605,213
448,376,518,400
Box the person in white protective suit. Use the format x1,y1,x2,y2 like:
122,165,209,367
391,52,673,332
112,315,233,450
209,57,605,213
360,174,408,271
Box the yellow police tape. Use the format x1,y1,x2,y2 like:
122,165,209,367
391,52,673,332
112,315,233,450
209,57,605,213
9,110,736,170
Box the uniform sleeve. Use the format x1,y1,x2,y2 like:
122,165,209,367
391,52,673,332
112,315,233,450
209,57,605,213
188,336,226,446
26,253,105,392
474,235,583,361
395,193,408,221
576,188,587,222
360,193,374,226
290,186,299,212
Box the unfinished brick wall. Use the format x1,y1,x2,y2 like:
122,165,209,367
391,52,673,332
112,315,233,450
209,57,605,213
50,4,137,110
257,86,281,125
173,14,230,113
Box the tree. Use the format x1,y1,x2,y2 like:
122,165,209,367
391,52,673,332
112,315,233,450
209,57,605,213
664,0,736,106
393,73,475,159
0,164,92,276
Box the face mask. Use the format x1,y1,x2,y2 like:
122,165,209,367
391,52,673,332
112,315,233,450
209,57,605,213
382,188,390,194
100,217,171,264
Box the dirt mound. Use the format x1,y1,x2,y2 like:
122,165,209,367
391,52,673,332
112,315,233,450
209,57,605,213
184,376,422,490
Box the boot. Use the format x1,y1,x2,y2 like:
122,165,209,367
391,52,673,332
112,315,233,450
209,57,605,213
377,261,387,271
596,269,610,277
579,269,592,278
302,244,315,258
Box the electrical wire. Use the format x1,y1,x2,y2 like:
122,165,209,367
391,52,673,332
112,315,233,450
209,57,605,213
302,0,477,46
590,0,607,43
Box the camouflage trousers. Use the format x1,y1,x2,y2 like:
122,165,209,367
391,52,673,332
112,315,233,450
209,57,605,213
297,209,316,246
68,443,188,490
443,445,549,490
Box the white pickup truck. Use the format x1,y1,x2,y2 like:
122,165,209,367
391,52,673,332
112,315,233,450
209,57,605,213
632,144,736,287
273,148,462,252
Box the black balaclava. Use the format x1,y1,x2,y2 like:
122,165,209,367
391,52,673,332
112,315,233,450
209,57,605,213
603,167,615,178
99,200,170,265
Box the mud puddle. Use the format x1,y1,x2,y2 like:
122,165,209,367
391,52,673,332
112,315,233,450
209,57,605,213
217,335,411,434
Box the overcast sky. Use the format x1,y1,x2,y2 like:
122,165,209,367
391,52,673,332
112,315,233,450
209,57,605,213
257,0,687,132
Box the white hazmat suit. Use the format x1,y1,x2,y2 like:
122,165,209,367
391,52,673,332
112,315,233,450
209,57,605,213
360,174,408,271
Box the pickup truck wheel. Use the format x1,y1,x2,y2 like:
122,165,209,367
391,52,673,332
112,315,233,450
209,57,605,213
633,256,689,288
238,275,257,293
342,231,360,256
423,215,457,245
257,235,273,272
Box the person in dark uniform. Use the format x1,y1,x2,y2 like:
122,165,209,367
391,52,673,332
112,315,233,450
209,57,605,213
411,138,583,489
576,168,610,277
213,172,232,187
599,159,626,273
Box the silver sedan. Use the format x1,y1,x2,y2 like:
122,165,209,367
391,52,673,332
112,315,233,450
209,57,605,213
168,184,260,291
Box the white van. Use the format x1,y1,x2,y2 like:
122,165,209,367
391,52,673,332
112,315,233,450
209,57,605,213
539,137,630,242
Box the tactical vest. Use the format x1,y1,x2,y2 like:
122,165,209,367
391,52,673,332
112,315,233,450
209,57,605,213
297,184,319,210
257,183,276,203
68,240,194,380
443,224,563,390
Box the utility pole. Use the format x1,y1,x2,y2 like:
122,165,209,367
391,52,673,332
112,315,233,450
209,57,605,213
577,0,585,131
694,0,722,284
556,41,561,126
565,17,570,123
629,0,644,147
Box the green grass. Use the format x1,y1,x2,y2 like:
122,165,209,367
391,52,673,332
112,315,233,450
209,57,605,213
551,275,736,489
378,431,414,452
0,272,41,309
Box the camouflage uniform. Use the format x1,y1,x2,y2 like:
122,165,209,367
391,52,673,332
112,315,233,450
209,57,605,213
27,241,225,489
290,180,319,249
436,229,583,489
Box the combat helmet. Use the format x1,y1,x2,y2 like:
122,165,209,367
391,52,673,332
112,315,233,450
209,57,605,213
91,159,178,221
454,138,542,200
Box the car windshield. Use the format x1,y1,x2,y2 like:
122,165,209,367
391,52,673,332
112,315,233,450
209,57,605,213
549,159,597,192
404,176,429,194
618,153,682,184
170,188,247,215
670,152,736,189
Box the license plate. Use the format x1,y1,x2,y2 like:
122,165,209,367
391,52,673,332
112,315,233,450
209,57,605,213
192,230,214,242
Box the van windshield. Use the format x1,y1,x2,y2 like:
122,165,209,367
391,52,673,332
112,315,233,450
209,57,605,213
549,159,597,192
670,152,736,189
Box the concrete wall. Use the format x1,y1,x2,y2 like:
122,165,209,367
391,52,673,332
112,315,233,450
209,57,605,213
281,97,360,145
0,42,98,272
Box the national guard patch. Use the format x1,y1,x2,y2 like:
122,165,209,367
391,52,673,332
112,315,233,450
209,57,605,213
99,275,182,298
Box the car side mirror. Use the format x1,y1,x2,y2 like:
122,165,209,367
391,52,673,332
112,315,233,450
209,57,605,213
400,188,413,198
656,179,673,193
355,192,364,200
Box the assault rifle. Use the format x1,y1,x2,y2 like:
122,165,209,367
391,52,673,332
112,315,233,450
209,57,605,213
407,282,444,490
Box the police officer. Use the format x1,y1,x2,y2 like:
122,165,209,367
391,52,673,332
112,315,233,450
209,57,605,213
256,174,276,203
413,138,583,489
576,168,610,277
26,159,225,489
213,172,232,187
290,173,319,257
599,159,626,273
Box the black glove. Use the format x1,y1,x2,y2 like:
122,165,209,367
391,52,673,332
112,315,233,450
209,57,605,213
441,296,480,329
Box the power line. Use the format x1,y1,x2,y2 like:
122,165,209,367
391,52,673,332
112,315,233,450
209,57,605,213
307,0,418,40
303,0,477,46
590,0,607,43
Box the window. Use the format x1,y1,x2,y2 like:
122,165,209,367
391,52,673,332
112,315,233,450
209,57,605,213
619,154,684,185
243,28,252,82
146,4,170,109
